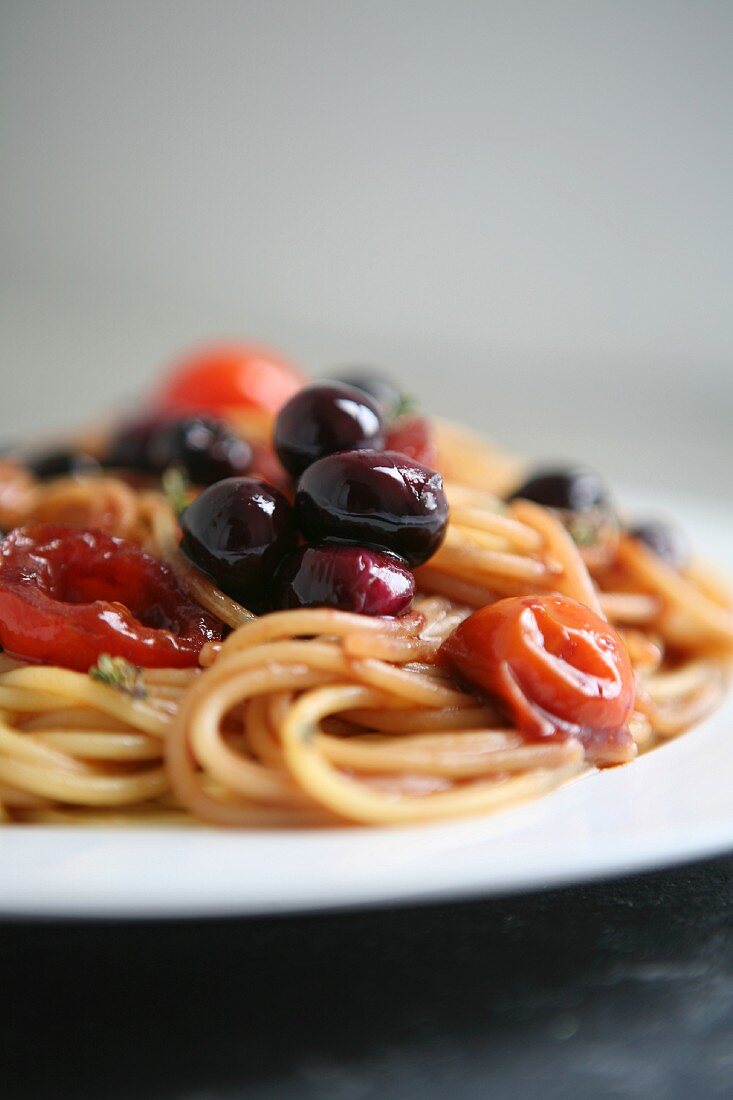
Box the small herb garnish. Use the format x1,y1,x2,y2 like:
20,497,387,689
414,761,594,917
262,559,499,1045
566,508,616,549
89,654,147,699
162,464,195,516
394,393,417,418
567,517,599,547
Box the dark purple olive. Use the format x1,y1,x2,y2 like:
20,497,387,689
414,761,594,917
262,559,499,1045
329,370,405,418
295,450,449,568
508,466,612,513
277,544,415,616
274,382,385,478
106,414,251,485
146,415,251,485
180,477,296,612
26,449,101,480
629,519,691,570
104,417,160,471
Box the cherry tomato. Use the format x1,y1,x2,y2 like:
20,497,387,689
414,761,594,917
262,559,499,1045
153,343,304,418
439,594,635,764
386,414,438,468
248,441,293,497
0,525,223,671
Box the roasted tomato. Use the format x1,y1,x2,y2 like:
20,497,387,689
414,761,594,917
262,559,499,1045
248,441,293,497
0,525,222,671
439,594,635,764
153,343,304,418
386,414,438,468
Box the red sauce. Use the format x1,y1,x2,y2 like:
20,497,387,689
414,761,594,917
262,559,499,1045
439,594,636,765
0,524,223,671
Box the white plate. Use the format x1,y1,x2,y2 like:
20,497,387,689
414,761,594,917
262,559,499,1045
1,487,731,918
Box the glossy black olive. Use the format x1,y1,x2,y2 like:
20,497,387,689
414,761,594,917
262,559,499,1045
104,417,160,471
508,466,612,512
105,415,251,485
146,415,251,485
26,449,101,480
329,370,405,418
274,383,385,478
629,519,691,570
295,450,449,568
277,544,414,616
180,477,296,612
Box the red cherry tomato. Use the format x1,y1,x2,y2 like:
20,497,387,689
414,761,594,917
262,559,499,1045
439,594,635,765
0,525,223,671
248,441,293,498
386,414,439,468
153,343,304,418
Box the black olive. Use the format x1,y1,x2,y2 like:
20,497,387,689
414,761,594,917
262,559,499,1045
276,544,415,616
26,449,101,480
105,415,251,485
629,519,691,570
146,415,252,485
508,466,612,513
104,418,158,471
274,383,385,478
295,449,449,568
180,477,297,612
328,370,405,418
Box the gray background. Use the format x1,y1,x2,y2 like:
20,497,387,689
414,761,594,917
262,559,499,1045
1,0,731,497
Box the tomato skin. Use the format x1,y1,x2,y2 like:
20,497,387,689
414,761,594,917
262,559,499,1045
386,415,438,468
248,441,292,498
0,525,223,670
439,595,635,764
153,344,304,418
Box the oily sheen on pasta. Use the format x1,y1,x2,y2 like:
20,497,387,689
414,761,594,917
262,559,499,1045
0,344,730,828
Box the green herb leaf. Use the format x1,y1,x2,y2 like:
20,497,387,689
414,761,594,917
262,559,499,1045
162,464,195,517
567,517,598,547
565,508,615,549
89,654,147,699
394,393,418,418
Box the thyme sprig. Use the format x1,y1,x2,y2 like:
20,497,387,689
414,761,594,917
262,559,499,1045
162,464,195,517
89,654,147,699
394,393,417,418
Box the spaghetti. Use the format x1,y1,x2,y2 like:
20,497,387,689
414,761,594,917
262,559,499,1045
0,346,730,828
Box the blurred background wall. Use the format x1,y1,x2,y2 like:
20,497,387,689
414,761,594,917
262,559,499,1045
1,0,731,496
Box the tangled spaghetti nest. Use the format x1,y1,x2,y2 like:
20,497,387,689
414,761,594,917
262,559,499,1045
0,427,731,828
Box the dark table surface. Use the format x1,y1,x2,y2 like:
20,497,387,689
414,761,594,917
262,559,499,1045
3,854,733,1100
